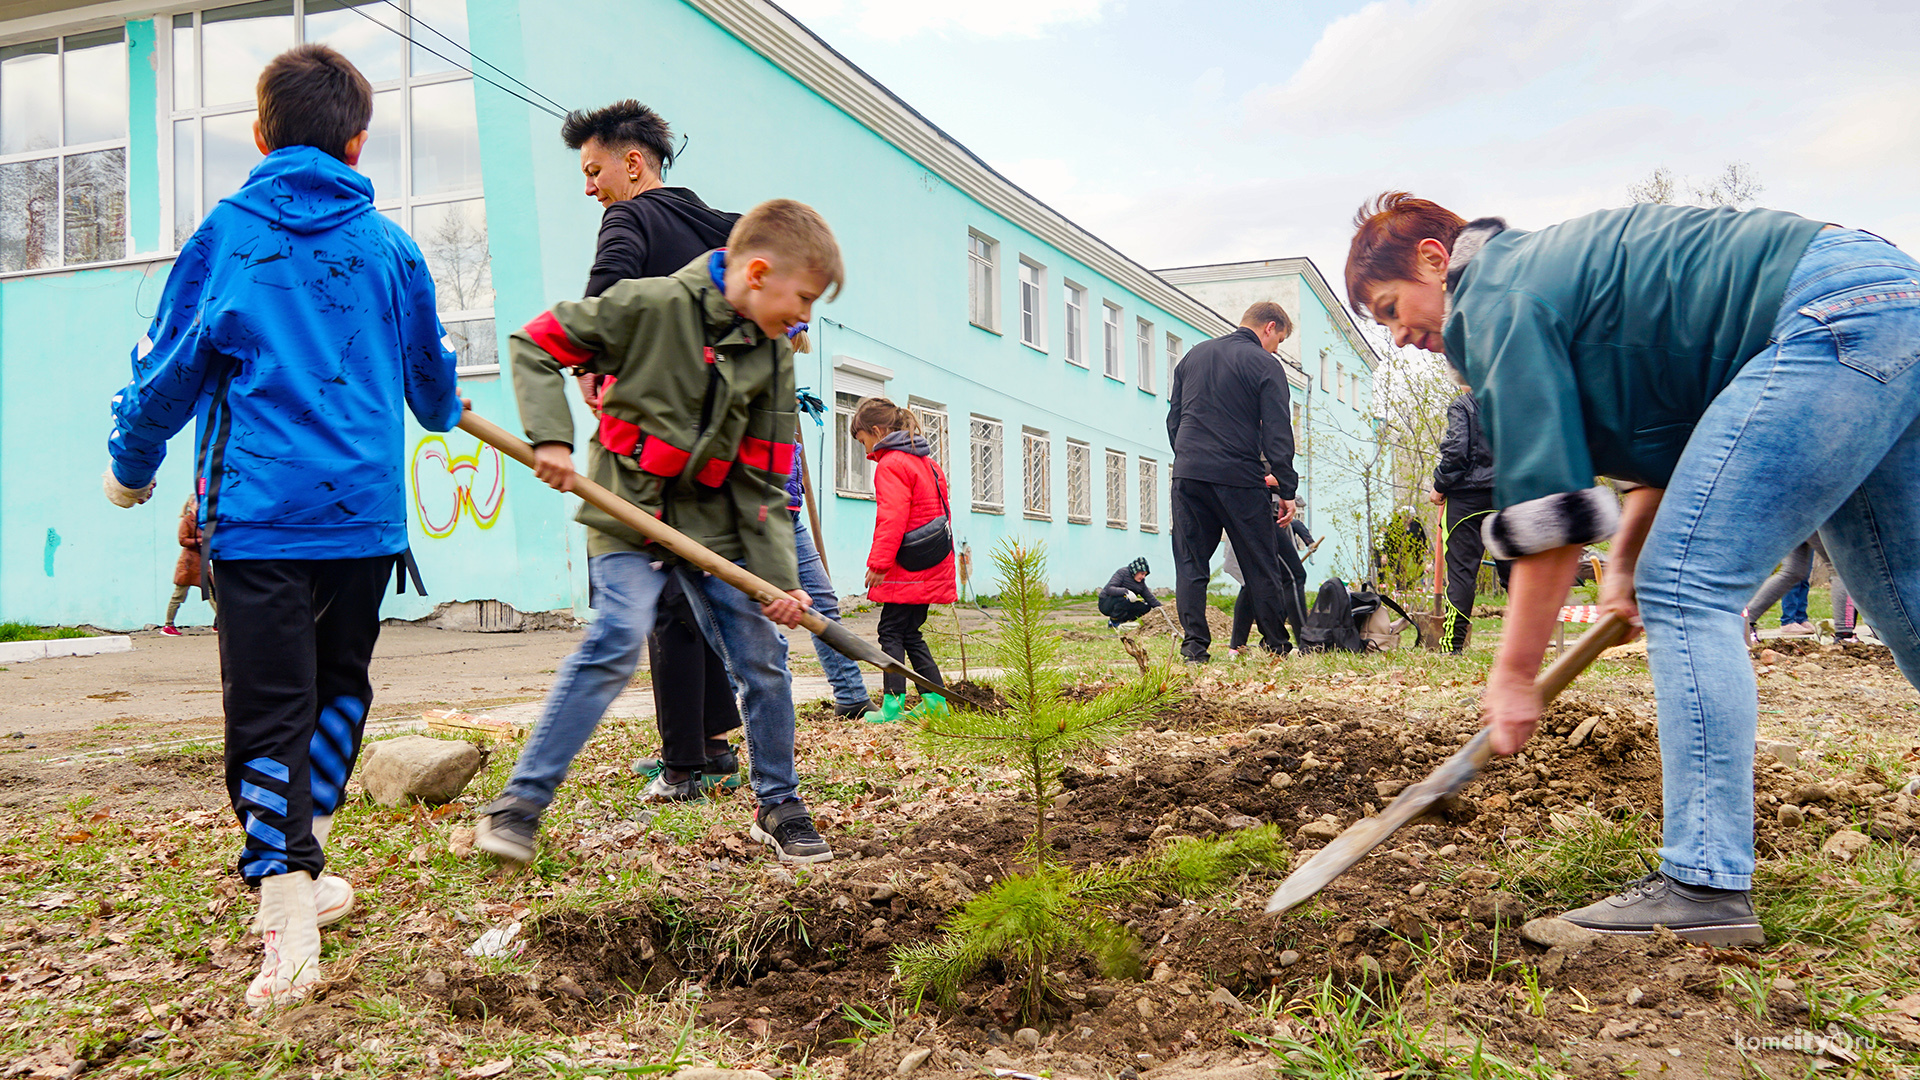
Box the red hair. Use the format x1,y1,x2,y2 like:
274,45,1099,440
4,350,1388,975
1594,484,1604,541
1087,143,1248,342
1344,192,1467,317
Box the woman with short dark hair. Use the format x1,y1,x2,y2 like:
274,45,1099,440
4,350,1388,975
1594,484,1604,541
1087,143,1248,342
1345,193,1920,946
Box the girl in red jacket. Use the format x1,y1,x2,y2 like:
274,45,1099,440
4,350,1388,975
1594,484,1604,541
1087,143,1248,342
851,397,957,722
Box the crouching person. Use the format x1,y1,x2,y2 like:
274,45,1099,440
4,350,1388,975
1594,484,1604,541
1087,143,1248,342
105,45,462,1009
476,200,845,865
1099,558,1162,629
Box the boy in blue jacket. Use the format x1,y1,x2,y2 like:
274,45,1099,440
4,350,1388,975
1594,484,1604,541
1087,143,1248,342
104,45,461,1009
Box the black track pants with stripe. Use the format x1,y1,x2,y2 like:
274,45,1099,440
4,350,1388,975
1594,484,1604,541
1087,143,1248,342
1440,490,1505,653
215,557,390,884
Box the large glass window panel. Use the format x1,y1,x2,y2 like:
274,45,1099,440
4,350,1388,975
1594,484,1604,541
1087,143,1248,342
358,88,401,199
409,79,480,196
63,29,127,145
203,110,259,210
407,0,471,76
0,40,60,155
172,15,197,109
414,198,492,311
173,120,198,245
0,157,59,272
64,148,127,263
444,317,495,371
304,0,403,84
201,0,293,107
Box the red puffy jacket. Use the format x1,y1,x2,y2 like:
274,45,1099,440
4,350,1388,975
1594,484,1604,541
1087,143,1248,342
866,448,958,605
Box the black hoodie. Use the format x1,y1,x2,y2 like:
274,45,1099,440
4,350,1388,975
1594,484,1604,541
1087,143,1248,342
584,186,740,297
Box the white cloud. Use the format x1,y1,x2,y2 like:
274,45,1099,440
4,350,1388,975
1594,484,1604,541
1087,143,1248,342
996,157,1080,206
780,0,1113,40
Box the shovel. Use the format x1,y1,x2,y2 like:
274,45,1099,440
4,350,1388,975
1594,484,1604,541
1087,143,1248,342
1265,610,1634,914
458,410,970,704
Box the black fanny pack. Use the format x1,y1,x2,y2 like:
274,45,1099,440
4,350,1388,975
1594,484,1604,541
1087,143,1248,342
895,457,953,572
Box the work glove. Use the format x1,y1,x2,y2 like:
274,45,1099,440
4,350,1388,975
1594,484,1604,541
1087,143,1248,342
103,469,155,508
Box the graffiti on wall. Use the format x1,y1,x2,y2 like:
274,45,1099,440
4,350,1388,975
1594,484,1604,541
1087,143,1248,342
411,436,505,538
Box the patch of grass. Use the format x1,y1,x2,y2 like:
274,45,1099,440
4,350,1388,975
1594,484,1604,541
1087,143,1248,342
1247,977,1567,1080
1488,805,1660,910
0,622,92,642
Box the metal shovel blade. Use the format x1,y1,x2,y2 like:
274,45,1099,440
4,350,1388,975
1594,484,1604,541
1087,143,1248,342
1265,729,1492,914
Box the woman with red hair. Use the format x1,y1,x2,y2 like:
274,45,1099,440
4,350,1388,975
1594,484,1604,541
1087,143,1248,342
1345,194,1920,946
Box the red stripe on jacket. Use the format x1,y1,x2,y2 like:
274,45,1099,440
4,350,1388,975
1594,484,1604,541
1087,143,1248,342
524,311,594,368
738,437,793,477
598,414,642,456
639,438,691,477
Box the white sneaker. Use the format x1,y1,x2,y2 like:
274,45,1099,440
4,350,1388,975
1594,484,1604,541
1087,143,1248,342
245,871,323,1011
315,874,355,926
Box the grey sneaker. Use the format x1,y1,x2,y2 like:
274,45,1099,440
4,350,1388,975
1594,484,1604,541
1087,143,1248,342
641,767,705,803
474,795,543,864
1560,872,1765,947
750,800,834,864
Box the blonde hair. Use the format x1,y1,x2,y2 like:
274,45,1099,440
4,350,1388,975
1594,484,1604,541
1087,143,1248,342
1240,301,1294,339
727,198,845,302
850,396,920,438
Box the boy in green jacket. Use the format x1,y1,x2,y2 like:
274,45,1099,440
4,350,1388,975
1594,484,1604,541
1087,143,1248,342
476,199,843,864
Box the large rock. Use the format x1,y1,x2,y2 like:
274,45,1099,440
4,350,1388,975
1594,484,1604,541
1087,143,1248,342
359,736,485,806
1821,829,1871,863
1520,917,1600,951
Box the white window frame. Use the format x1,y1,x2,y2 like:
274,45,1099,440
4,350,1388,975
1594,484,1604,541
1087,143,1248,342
162,0,496,372
970,415,1004,514
1063,280,1087,367
1065,439,1091,525
1101,302,1123,381
1105,448,1127,529
1135,316,1155,394
1138,456,1159,533
1164,332,1182,388
967,228,999,332
1351,371,1361,408
908,397,950,483
1022,428,1051,520
1336,362,1347,403
0,28,132,276
1017,257,1046,351
1320,354,1329,392
832,356,892,499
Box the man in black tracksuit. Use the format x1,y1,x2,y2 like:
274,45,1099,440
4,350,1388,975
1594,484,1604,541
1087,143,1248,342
1429,389,1506,652
1166,302,1299,662
1099,557,1162,627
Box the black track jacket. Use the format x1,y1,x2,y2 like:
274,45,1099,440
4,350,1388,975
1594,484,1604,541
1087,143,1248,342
1165,327,1297,497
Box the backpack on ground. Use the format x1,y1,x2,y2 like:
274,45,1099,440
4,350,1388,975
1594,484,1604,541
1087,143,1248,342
1300,579,1365,653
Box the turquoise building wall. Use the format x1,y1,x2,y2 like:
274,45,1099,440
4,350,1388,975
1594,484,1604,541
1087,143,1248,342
0,0,1214,627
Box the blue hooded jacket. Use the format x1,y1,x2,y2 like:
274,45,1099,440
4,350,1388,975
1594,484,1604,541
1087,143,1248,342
108,146,462,561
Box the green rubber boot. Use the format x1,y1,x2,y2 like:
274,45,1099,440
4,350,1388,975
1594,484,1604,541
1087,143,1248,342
908,692,950,722
873,693,906,723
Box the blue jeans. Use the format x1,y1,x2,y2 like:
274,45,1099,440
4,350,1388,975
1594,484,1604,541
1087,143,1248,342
505,552,802,809
1780,580,1810,626
794,515,871,707
1635,228,1920,890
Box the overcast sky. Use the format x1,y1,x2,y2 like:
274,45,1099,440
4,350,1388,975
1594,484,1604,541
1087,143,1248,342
778,0,1920,304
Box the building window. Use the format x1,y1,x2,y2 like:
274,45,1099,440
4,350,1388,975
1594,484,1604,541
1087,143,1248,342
1063,281,1087,367
967,229,998,331
1018,258,1045,349
0,29,129,274
1065,439,1091,524
1102,302,1123,380
970,415,1004,513
909,398,950,481
834,391,873,496
1165,332,1182,386
1138,457,1159,533
1320,354,1329,391
1291,401,1302,444
1335,363,1346,403
1022,429,1051,520
168,0,496,371
1351,371,1361,407
1105,448,1127,529
1135,317,1155,394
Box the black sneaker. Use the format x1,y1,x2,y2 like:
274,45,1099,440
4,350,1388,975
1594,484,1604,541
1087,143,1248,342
750,800,834,864
833,700,875,720
642,767,705,803
630,745,742,792
474,795,543,864
1560,872,1766,947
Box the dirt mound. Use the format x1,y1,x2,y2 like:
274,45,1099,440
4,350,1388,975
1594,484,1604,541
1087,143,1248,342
1753,636,1900,670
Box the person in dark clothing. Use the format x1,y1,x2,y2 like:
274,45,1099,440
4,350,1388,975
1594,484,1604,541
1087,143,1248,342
1166,302,1299,662
1226,512,1313,653
1099,557,1162,628
1429,389,1508,652
561,100,745,800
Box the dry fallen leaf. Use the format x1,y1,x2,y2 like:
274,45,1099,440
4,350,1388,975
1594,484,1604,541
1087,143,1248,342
458,1058,512,1079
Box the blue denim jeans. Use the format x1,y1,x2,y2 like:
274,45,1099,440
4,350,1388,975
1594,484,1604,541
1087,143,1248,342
1780,580,1810,626
1636,228,1920,890
794,515,871,707
504,552,802,809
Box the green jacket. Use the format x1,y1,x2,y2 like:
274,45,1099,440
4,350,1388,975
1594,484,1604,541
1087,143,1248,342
511,254,799,589
1444,205,1823,514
